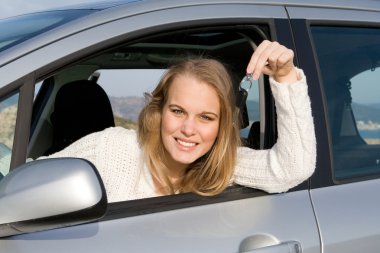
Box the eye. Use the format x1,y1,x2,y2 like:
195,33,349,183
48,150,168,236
171,108,184,115
200,114,214,121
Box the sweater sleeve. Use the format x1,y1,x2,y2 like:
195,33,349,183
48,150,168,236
233,68,316,193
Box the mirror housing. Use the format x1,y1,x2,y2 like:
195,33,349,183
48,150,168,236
0,158,107,237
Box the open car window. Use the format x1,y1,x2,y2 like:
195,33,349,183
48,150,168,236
29,26,269,159
28,26,273,204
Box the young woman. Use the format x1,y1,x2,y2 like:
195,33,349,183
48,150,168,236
43,40,316,202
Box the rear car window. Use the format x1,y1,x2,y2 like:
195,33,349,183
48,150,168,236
311,26,380,181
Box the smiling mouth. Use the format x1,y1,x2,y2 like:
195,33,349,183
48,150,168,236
175,138,197,147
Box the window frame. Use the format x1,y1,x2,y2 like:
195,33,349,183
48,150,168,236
4,5,306,218
30,23,288,215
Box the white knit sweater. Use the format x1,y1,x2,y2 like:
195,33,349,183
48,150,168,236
46,69,316,202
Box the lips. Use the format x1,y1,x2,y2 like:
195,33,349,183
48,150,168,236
175,138,197,147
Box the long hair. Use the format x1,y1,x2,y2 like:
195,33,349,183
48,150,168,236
138,58,240,196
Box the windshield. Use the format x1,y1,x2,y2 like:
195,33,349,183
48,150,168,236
0,9,96,52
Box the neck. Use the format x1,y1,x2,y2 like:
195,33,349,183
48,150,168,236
163,152,188,182
152,164,186,195
166,161,187,182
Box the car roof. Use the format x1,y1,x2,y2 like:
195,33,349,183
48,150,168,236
36,0,380,15
0,0,379,67
41,0,139,12
49,0,380,12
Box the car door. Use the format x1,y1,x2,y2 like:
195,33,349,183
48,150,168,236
0,2,320,252
288,4,380,253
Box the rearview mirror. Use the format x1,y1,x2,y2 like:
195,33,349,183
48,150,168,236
0,158,107,237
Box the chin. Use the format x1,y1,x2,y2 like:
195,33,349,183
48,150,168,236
173,157,196,165
171,152,201,165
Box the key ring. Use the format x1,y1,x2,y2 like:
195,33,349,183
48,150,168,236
236,73,254,129
240,73,254,92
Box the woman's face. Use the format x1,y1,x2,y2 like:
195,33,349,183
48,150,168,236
161,74,220,172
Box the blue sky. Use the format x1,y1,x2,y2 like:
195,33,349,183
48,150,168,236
0,0,98,19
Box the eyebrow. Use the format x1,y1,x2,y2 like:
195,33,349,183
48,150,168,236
168,104,219,118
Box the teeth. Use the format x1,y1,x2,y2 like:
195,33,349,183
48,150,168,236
177,139,196,147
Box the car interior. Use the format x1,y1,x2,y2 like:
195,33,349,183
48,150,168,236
27,25,272,161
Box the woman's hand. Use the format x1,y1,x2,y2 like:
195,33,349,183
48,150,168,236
246,40,298,84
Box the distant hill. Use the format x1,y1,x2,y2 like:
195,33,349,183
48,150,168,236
352,102,380,123
367,103,380,110
109,96,145,122
0,94,18,113
0,105,17,148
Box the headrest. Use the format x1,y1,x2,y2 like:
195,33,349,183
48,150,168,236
51,79,115,142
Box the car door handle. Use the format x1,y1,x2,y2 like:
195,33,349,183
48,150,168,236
240,241,302,253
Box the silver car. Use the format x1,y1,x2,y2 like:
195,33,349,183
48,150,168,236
0,0,380,252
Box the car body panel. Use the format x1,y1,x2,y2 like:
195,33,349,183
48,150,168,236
310,179,380,252
287,6,380,22
2,191,319,253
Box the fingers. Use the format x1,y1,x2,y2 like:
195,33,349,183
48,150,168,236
246,40,295,81
267,43,288,70
246,40,272,79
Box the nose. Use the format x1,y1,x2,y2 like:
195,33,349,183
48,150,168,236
181,117,196,137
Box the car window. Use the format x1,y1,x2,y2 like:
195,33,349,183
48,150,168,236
311,26,380,181
29,27,268,160
28,26,273,203
0,92,19,177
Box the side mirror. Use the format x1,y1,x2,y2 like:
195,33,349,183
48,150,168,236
0,158,107,237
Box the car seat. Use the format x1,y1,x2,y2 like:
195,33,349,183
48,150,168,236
247,121,260,149
44,79,115,155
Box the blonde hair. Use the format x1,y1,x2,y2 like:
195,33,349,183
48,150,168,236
138,58,240,196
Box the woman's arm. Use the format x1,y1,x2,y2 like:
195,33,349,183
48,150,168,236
233,40,316,193
234,68,316,193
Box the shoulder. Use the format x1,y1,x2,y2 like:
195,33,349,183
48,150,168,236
101,126,137,138
97,126,138,147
